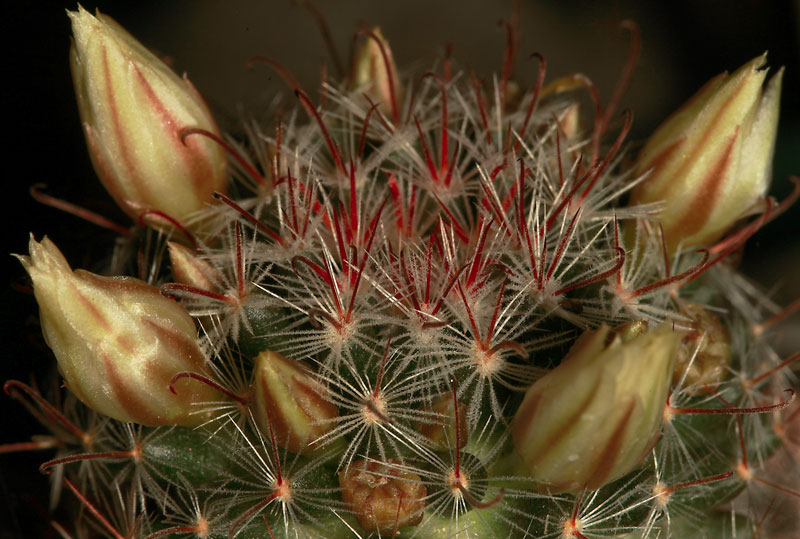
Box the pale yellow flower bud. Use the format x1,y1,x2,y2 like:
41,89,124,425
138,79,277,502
68,6,227,227
15,236,219,426
350,28,402,121
558,102,580,140
630,54,783,253
167,241,221,293
511,324,680,493
252,350,338,454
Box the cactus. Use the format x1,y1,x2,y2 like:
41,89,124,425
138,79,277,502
7,5,800,538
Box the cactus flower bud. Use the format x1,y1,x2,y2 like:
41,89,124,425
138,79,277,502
630,54,783,253
14,236,219,426
558,102,580,140
339,458,426,532
252,350,338,454
350,27,402,120
417,392,468,452
511,324,680,493
672,304,731,394
68,7,226,227
167,241,221,292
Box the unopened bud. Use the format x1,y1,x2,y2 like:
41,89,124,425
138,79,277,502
350,28,402,120
167,241,221,292
68,7,227,228
511,324,679,493
630,54,783,253
558,102,580,140
417,392,468,452
673,304,731,393
252,350,338,454
14,236,219,426
339,458,426,532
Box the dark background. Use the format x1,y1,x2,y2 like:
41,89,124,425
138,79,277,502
3,1,799,537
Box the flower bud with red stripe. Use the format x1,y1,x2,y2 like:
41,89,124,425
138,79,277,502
15,236,220,426
630,54,782,253
511,324,679,493
350,27,402,120
68,7,226,228
252,350,338,454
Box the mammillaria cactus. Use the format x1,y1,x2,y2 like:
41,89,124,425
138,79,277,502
6,3,800,538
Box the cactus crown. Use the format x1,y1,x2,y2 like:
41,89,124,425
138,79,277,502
7,5,800,539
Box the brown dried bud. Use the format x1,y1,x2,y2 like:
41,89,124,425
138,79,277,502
417,392,468,452
252,350,338,454
339,458,426,533
673,304,731,394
